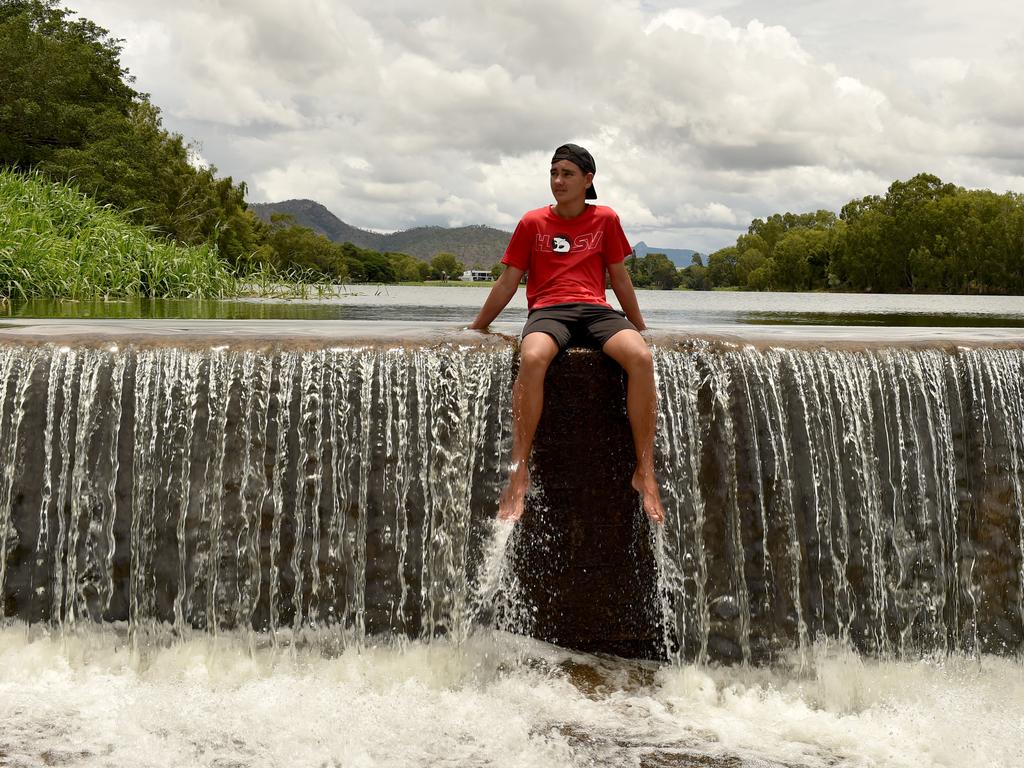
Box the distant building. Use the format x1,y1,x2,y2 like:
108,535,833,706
461,269,492,282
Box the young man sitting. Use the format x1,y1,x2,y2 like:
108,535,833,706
469,143,665,524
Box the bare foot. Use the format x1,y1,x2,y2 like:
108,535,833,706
632,469,665,524
497,462,530,521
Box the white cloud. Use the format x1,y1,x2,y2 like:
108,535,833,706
908,57,970,84
677,202,740,227
64,0,1024,254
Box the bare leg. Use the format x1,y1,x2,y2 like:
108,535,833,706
499,332,560,520
601,329,665,523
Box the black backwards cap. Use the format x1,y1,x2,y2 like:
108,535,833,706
551,143,598,200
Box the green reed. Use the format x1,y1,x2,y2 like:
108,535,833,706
0,170,340,302
0,169,242,300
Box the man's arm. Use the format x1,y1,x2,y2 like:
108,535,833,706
469,266,525,330
607,261,647,331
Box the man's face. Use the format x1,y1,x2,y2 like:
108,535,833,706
550,160,593,204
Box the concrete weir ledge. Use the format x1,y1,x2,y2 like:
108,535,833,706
3,317,1024,347
2,319,1024,660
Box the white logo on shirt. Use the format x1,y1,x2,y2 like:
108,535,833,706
535,232,604,253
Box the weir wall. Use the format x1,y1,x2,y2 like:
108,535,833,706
0,322,1022,662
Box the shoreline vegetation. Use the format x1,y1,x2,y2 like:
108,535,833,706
682,177,1024,295
2,1,1023,302
0,170,339,300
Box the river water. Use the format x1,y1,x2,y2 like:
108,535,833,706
2,290,1023,768
8,287,1024,326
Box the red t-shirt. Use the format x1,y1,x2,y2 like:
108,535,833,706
501,204,631,310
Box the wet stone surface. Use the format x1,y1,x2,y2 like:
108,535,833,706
515,348,664,659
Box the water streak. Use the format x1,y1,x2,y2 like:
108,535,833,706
0,344,513,649
650,342,1024,660
1,340,1022,661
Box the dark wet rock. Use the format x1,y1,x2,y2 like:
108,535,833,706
711,595,741,621
639,754,744,767
515,348,663,659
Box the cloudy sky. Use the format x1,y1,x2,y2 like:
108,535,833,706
66,0,1024,253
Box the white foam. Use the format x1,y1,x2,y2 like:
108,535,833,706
466,518,523,634
473,519,516,606
1,626,1021,768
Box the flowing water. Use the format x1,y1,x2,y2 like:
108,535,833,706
1,329,1023,766
2,626,1022,768
651,342,1024,664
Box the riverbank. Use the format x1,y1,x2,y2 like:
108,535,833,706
0,170,338,301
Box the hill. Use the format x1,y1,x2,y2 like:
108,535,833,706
632,241,699,268
250,200,512,269
249,199,383,249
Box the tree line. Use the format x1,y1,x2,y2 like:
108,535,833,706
630,175,1024,294
0,0,464,285
706,177,1024,294
264,214,466,282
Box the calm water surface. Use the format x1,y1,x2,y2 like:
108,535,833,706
7,287,1024,326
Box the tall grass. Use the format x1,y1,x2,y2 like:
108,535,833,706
236,261,336,299
0,169,241,300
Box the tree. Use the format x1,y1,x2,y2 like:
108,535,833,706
836,198,888,291
709,173,1024,295
747,261,776,291
771,228,835,291
357,251,398,283
430,252,464,280
736,233,769,258
735,248,767,287
491,262,506,280
771,233,811,291
338,242,396,282
680,264,709,290
43,102,261,258
626,252,683,290
748,211,836,252
0,0,138,168
266,214,348,280
642,252,681,290
627,248,640,282
1,0,264,263
706,246,739,287
386,252,428,282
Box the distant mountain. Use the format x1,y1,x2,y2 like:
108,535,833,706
249,199,383,248
249,199,512,269
377,224,513,269
632,241,698,268
250,201,700,271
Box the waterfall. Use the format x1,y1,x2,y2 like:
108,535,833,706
652,340,1024,662
1,336,1023,662
0,342,514,649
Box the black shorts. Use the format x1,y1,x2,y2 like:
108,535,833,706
521,302,636,350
